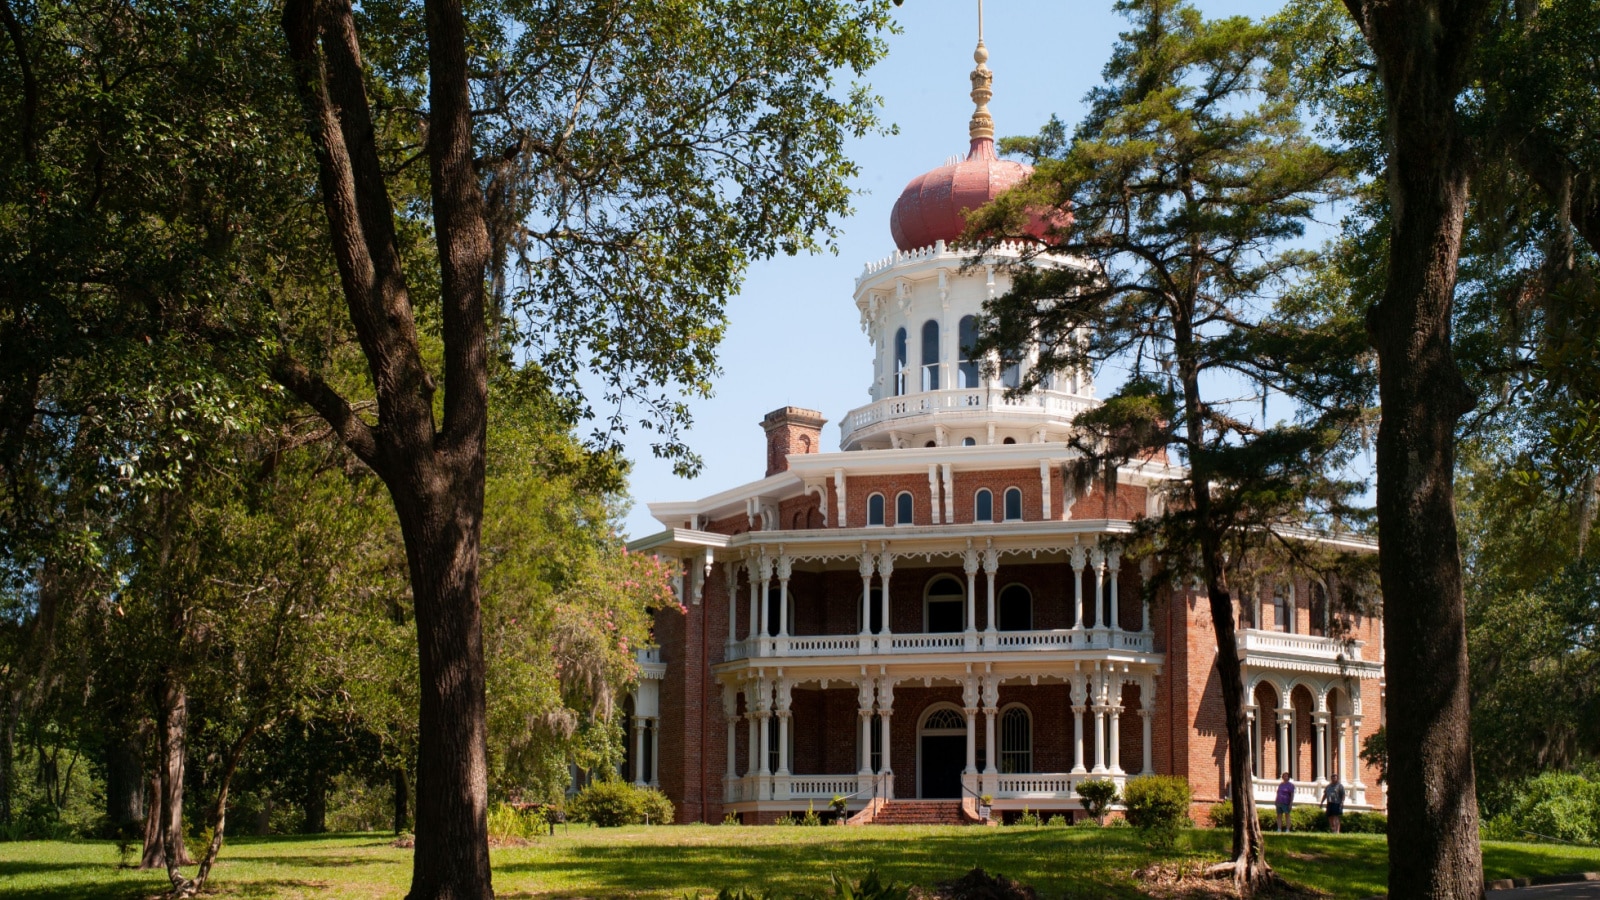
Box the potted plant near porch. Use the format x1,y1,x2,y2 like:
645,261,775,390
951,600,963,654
978,793,993,820
830,795,849,824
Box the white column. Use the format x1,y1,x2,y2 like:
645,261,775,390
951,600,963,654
1070,675,1088,773
1140,710,1154,775
1090,547,1106,630
1040,459,1052,519
775,679,792,777
982,676,999,778
633,716,648,785
983,547,999,634
859,549,875,637
1108,694,1123,774
1277,709,1292,778
964,709,978,774
1091,705,1107,773
942,463,955,523
1313,714,1328,782
649,719,660,787
878,550,894,636
756,711,771,776
746,714,758,776
1247,707,1258,778
1107,548,1122,631
928,464,943,525
1140,557,1154,632
723,684,739,782
1071,546,1087,629
1351,716,1364,785
1335,717,1349,781
725,561,739,647
776,554,791,639
879,712,893,774
963,549,979,635
858,680,875,774
746,560,759,641
758,554,774,639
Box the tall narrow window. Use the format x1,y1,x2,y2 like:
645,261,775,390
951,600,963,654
958,315,980,388
868,493,885,526
865,586,883,634
870,715,883,772
1274,584,1293,633
921,319,941,391
894,328,908,397
1309,582,1329,636
767,584,782,635
975,489,994,523
895,491,914,526
998,584,1032,631
1003,487,1023,521
1000,706,1032,773
925,576,965,632
768,716,781,774
1002,361,1021,389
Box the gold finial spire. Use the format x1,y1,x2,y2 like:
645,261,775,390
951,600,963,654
968,0,994,143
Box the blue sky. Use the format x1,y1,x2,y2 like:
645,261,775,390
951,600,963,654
617,0,1288,539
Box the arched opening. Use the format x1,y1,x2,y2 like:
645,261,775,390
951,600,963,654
862,586,884,634
1000,705,1032,773
1251,681,1281,779
893,328,908,396
1325,685,1352,782
867,493,885,527
1003,487,1023,521
958,315,980,388
895,491,914,526
765,583,793,635
998,584,1032,631
918,704,967,798
921,319,941,391
1290,685,1316,782
1002,436,1017,444
975,488,994,523
1309,581,1330,637
1273,581,1295,633
924,576,965,632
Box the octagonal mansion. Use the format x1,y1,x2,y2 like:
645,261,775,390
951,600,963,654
623,36,1384,826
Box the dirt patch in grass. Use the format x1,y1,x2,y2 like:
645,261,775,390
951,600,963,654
1134,862,1329,900
914,867,1036,900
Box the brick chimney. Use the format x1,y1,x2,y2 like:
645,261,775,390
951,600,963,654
761,407,827,477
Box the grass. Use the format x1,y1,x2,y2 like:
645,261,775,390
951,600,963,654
2,826,1599,899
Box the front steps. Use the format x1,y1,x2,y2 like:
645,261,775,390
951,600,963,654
855,799,982,826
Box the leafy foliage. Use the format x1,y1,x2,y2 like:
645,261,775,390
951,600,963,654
1481,772,1600,844
1076,779,1119,824
1122,776,1193,849
566,780,674,827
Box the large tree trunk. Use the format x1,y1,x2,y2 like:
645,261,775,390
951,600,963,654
142,679,194,872
395,480,490,900
279,0,492,890
1342,2,1489,897
301,767,328,834
105,733,146,838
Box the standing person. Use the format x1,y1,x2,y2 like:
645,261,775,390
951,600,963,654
1275,772,1295,833
1321,773,1346,834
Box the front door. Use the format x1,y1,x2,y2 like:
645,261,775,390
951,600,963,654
920,735,965,798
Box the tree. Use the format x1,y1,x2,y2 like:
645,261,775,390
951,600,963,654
966,1,1365,890
271,1,892,895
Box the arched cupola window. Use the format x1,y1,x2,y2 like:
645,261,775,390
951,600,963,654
1003,487,1023,521
868,493,886,527
895,492,914,526
921,319,941,391
958,315,980,388
894,328,909,397
974,489,994,523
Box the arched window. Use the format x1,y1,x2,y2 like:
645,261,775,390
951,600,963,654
1309,581,1329,636
924,576,965,632
895,491,914,526
1002,436,1017,444
962,436,977,446
1273,583,1294,634
998,584,1032,631
958,315,980,388
1002,361,1021,389
921,319,941,391
1000,706,1032,773
975,489,994,523
893,328,908,396
1003,487,1023,521
868,493,885,527
922,707,966,730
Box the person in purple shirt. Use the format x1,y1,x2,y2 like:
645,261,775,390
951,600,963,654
1275,771,1295,832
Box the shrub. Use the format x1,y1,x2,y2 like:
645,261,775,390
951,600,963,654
1290,806,1328,833
1076,779,1119,824
1123,775,1192,849
721,812,740,826
1482,772,1600,843
487,803,545,841
1205,799,1274,833
1046,814,1068,827
1013,807,1042,826
567,780,675,827
1342,811,1387,834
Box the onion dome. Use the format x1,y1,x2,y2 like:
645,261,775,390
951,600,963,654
888,39,1041,252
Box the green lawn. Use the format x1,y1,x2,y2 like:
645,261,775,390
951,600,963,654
2,826,1598,899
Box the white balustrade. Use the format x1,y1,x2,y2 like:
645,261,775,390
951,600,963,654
1240,630,1363,661
887,634,965,652
725,628,1154,661
840,388,1094,444
788,777,860,798
785,636,860,656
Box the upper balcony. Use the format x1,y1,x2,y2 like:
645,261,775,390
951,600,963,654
725,625,1155,667
840,387,1096,451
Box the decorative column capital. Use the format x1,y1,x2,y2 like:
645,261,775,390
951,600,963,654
859,545,876,579
877,549,895,579
1089,546,1106,569
982,547,999,574
876,677,896,712
776,554,792,581
962,677,981,709
1070,544,1087,570
757,553,774,583
1107,546,1122,569
963,548,980,575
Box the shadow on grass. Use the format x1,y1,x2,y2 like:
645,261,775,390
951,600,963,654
2,877,157,900
231,853,397,869
0,860,111,878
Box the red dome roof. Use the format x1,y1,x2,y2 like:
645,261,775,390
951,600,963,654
888,137,1037,252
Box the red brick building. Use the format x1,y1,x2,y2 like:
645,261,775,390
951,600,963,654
625,36,1384,825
